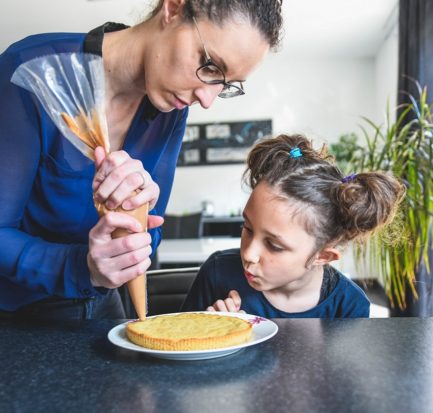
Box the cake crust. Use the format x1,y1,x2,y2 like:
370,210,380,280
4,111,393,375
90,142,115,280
126,313,253,351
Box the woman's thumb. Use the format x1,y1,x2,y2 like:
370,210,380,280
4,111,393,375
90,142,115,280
94,146,106,169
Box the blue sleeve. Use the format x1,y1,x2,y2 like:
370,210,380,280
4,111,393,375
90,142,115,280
0,51,97,304
181,254,218,311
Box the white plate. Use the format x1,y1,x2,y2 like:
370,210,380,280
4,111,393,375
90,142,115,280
108,311,278,361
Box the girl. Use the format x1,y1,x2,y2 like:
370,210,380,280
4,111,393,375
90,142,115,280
182,134,405,318
0,0,283,319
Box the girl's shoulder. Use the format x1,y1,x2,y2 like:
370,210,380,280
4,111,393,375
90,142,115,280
275,267,370,318
200,248,246,285
328,266,369,301
201,248,242,277
206,248,241,265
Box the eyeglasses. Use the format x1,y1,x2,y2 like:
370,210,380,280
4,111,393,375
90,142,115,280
192,17,245,99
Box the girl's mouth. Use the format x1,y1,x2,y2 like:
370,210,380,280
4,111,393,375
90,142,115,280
244,270,256,282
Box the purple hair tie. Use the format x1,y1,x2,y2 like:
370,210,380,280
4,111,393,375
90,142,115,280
341,173,357,183
289,147,302,158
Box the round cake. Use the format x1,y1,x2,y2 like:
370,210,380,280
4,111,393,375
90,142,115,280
126,313,253,351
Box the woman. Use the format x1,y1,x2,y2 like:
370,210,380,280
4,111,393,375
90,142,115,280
0,0,283,319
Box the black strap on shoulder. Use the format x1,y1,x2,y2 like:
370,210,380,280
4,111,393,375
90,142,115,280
84,22,129,55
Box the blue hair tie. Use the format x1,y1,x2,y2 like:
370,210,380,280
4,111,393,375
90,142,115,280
289,147,302,158
341,173,357,183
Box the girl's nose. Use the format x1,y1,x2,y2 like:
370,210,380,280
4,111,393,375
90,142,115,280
194,84,223,109
242,241,261,265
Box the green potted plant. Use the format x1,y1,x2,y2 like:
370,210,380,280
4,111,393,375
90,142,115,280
331,83,433,316
330,133,364,175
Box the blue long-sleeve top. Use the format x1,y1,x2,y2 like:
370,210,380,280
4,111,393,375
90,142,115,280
0,23,188,311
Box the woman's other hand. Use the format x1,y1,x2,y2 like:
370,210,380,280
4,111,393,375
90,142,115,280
87,211,163,288
92,146,160,211
206,290,244,313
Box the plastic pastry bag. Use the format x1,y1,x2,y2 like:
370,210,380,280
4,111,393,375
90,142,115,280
11,53,110,159
11,53,148,319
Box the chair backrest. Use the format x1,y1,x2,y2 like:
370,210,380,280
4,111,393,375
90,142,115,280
119,267,200,318
163,212,203,239
147,267,200,316
162,214,181,239
179,212,203,238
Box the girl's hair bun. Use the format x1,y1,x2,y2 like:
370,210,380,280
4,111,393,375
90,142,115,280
335,172,406,242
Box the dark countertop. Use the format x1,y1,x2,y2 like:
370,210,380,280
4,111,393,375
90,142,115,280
1,318,433,413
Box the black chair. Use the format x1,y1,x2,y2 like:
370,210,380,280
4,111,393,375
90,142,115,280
162,214,181,239
163,212,203,239
120,267,199,318
179,212,203,238
147,267,199,316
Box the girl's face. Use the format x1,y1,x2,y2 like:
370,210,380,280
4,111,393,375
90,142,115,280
144,11,269,112
240,181,320,293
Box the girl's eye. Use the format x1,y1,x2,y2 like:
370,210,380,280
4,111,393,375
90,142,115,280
267,240,284,252
242,225,253,235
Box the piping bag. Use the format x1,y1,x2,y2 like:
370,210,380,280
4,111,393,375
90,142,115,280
11,53,148,319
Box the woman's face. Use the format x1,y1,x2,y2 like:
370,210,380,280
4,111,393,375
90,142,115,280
144,15,269,112
240,181,320,293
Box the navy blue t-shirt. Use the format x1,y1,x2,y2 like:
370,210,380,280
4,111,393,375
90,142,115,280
182,249,370,318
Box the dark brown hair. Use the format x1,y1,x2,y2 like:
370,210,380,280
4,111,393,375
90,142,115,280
244,134,406,249
150,0,284,50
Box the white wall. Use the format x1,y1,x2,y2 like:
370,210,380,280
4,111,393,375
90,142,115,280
0,0,150,52
374,15,399,123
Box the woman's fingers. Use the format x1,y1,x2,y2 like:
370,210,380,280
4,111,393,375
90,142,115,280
93,154,141,204
96,159,145,205
89,253,152,289
89,211,143,243
147,215,164,230
91,231,152,260
88,212,155,289
92,150,160,211
106,245,152,278
94,146,106,170
122,176,160,211
93,150,130,192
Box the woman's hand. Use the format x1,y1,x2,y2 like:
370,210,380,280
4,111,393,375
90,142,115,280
92,146,159,211
87,211,164,288
206,290,245,313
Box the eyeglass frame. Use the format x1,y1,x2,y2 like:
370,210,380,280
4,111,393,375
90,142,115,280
192,17,245,98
